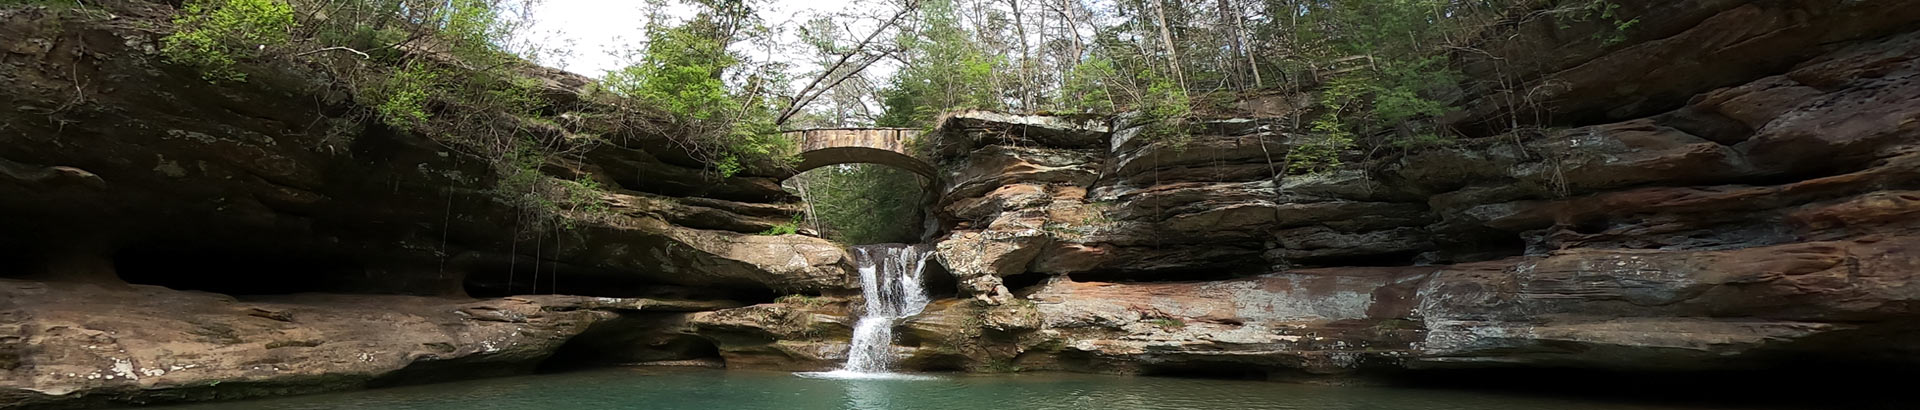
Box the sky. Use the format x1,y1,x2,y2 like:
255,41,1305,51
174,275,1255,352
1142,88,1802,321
522,0,848,78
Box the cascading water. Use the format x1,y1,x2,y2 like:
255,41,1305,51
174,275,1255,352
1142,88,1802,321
844,244,933,372
800,244,935,380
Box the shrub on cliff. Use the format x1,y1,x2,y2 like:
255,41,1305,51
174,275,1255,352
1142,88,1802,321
152,0,617,231
1136,73,1194,147
160,0,295,82
1059,57,1118,114
597,1,796,178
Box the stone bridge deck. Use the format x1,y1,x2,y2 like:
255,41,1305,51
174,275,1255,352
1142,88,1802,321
783,128,935,178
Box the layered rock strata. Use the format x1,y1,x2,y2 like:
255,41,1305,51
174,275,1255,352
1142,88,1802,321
5,0,1920,407
901,0,1920,376
1,2,848,408
0,279,732,408
0,3,852,298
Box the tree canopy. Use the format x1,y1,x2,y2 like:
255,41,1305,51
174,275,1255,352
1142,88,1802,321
151,0,1635,244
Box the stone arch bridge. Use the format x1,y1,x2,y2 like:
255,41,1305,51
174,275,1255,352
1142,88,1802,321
783,128,936,179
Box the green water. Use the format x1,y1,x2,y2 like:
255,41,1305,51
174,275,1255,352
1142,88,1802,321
136,368,1728,410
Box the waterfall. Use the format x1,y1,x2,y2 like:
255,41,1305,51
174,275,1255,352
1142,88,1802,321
800,244,934,379
842,244,933,373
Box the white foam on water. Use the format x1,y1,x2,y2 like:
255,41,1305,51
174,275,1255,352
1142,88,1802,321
793,370,938,381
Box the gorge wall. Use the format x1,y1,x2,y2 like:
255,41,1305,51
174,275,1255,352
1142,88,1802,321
659,0,1920,382
2,2,851,408
3,0,1920,409
889,0,1920,376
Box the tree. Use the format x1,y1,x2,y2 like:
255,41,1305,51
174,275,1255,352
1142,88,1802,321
777,1,919,126
874,0,999,127
601,0,792,177
788,164,927,244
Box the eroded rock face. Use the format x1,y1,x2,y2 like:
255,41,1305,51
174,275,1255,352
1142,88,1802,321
1010,268,1428,375
1452,0,1920,131
683,298,856,371
2,0,1919,405
0,3,852,296
1412,237,1920,370
0,280,719,409
949,235,1920,376
914,0,1920,379
0,3,849,407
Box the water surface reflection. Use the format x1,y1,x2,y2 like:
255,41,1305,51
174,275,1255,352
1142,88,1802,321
129,368,1751,410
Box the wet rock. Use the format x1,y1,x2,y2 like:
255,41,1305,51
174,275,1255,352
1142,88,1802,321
683,299,854,371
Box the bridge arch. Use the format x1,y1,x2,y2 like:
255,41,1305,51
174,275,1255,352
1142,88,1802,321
784,128,937,180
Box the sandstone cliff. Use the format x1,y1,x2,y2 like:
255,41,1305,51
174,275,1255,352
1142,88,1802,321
1,1,849,408
3,0,1920,408
893,0,1920,376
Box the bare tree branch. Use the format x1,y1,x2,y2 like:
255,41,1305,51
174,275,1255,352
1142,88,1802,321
776,1,921,125
296,46,372,59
